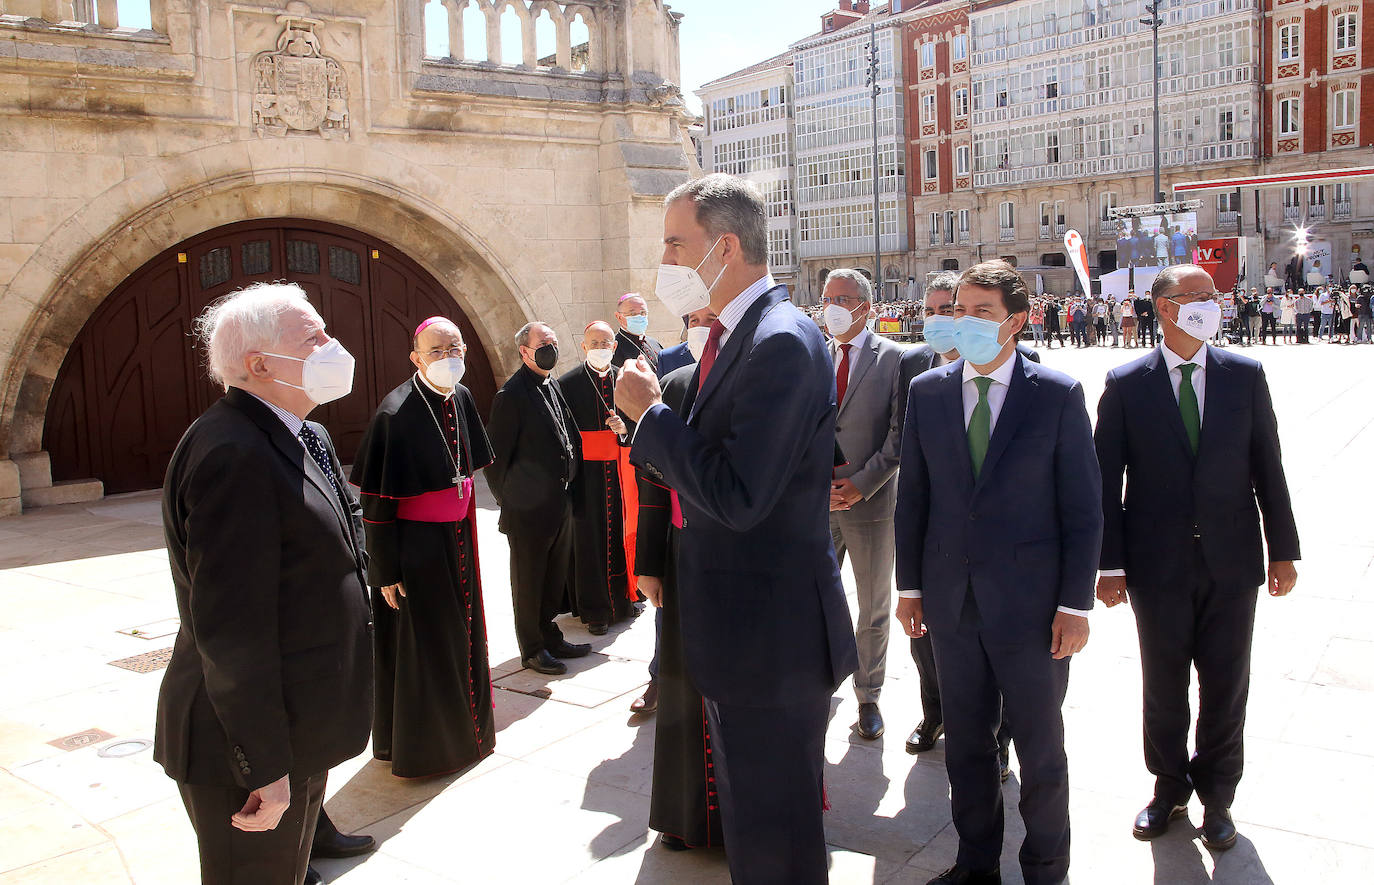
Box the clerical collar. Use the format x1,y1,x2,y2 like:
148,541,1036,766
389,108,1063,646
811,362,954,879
414,370,453,398
586,362,613,378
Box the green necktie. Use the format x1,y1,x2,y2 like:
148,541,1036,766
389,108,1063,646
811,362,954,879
1178,363,1200,455
968,376,993,478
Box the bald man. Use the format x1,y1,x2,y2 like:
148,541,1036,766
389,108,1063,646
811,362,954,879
612,294,662,374
559,321,640,634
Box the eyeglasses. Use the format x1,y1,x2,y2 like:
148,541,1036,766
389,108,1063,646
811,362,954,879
425,345,466,360
1167,291,1222,304
820,295,864,307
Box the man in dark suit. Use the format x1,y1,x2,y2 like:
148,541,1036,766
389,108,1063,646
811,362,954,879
905,274,1036,767
1135,293,1157,347
1095,264,1299,851
895,261,1103,885
654,305,717,379
616,173,858,885
485,322,592,676
822,268,924,741
611,292,663,373
156,283,373,885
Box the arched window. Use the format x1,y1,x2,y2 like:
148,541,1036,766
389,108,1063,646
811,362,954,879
424,0,449,58
499,4,524,66
116,0,152,30
462,2,488,61
534,7,558,66
570,12,592,72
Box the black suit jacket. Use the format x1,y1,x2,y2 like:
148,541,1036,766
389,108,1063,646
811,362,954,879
631,286,858,706
484,365,582,535
612,328,663,372
1095,345,1300,590
155,388,372,789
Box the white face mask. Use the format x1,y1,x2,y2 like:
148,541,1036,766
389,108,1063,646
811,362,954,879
424,356,465,388
261,338,355,405
586,347,614,372
686,325,711,361
823,303,860,336
1172,299,1222,341
655,237,727,316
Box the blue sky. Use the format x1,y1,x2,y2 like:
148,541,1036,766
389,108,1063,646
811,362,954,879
675,0,839,114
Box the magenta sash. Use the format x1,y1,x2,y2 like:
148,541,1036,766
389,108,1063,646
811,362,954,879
395,477,473,523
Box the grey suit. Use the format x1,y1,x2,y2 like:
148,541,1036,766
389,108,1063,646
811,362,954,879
830,332,926,703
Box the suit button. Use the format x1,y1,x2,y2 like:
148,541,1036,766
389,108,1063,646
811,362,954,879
836,426,843,433
681,518,688,528
969,513,978,521
963,557,970,565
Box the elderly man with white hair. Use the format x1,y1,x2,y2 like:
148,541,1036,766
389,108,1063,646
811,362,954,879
154,282,373,885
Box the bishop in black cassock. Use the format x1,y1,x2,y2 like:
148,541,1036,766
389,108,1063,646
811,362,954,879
559,321,640,633
349,318,496,779
612,293,662,373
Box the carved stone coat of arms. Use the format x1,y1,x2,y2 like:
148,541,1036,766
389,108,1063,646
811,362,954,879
252,12,349,140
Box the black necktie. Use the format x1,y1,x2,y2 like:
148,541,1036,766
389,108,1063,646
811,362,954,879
299,424,346,507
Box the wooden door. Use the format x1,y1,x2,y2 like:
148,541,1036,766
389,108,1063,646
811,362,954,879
44,219,497,493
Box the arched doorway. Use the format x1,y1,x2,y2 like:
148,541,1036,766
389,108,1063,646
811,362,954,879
43,219,496,494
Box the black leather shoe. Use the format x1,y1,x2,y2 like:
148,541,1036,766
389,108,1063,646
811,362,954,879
855,702,885,740
997,747,1011,783
659,833,691,851
926,863,1001,884
905,719,944,754
522,649,567,675
588,622,609,636
311,811,376,859
549,639,592,659
1132,799,1189,840
305,866,324,885
1200,806,1237,851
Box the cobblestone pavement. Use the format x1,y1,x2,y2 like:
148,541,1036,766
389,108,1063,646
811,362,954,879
1,341,1370,884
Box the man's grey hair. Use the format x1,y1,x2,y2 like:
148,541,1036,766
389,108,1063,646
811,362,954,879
824,268,873,304
1151,264,1210,300
665,173,768,265
515,321,550,349
927,271,961,295
195,282,316,392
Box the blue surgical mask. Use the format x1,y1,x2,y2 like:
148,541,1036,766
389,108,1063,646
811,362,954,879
922,315,957,354
951,315,1013,365
626,314,650,336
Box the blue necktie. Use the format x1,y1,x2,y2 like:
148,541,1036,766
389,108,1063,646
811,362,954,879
299,424,344,504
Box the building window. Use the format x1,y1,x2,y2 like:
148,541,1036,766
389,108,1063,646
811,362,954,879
1219,110,1234,142
929,211,941,246
1100,192,1118,220
922,93,936,123
1334,89,1357,130
959,209,970,236
952,33,968,61
1335,13,1358,52
954,88,969,117
945,210,956,244
1283,187,1301,209
1217,192,1241,214
1310,186,1326,206
920,41,935,68
1047,132,1060,164
924,149,938,181
1279,23,1300,62
999,201,1014,229
956,145,970,175
1278,97,1300,135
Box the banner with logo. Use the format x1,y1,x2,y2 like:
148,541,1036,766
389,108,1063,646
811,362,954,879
1064,229,1092,295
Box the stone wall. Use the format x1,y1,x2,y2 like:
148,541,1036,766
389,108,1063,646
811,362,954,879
0,0,695,512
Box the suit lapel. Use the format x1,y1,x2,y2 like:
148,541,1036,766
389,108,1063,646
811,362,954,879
1196,344,1229,459
940,361,975,494
974,354,1032,494
1143,347,1194,458
524,370,564,442
687,287,786,424
836,334,879,419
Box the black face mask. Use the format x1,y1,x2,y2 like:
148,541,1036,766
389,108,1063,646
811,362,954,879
534,343,559,371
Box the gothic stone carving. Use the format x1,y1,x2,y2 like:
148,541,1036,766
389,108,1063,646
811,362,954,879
252,12,349,140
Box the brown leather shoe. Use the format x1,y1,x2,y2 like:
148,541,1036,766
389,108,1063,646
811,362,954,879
630,681,658,714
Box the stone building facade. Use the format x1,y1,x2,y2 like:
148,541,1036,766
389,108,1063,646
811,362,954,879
0,0,695,512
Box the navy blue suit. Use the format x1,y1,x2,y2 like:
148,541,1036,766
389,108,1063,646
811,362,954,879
1095,345,1298,809
655,341,695,378
632,284,857,885
895,352,1102,884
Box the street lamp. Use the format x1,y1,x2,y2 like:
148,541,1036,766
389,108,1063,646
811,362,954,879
1141,4,1164,202
866,22,882,300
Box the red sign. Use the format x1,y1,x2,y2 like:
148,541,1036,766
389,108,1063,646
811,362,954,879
1197,238,1240,291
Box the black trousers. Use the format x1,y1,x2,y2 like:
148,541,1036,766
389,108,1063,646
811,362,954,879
1138,318,1157,346
1296,313,1311,342
507,508,572,659
931,595,1071,885
705,689,831,885
178,772,325,885
911,634,1011,754
1130,551,1258,809
1261,313,1278,342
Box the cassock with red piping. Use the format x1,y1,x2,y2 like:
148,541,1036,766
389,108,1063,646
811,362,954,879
349,375,496,778
557,363,641,626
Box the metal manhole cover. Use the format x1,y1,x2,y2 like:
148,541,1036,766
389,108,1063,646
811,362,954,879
98,738,153,758
108,647,174,673
47,729,115,751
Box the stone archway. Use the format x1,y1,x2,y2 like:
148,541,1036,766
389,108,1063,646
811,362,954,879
0,139,563,467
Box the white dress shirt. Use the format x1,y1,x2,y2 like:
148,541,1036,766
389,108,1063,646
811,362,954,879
1099,342,1208,580
900,355,1089,617
716,274,777,349
831,326,871,387
247,391,305,441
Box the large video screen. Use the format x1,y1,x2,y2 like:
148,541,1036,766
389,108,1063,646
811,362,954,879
1111,212,1200,269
